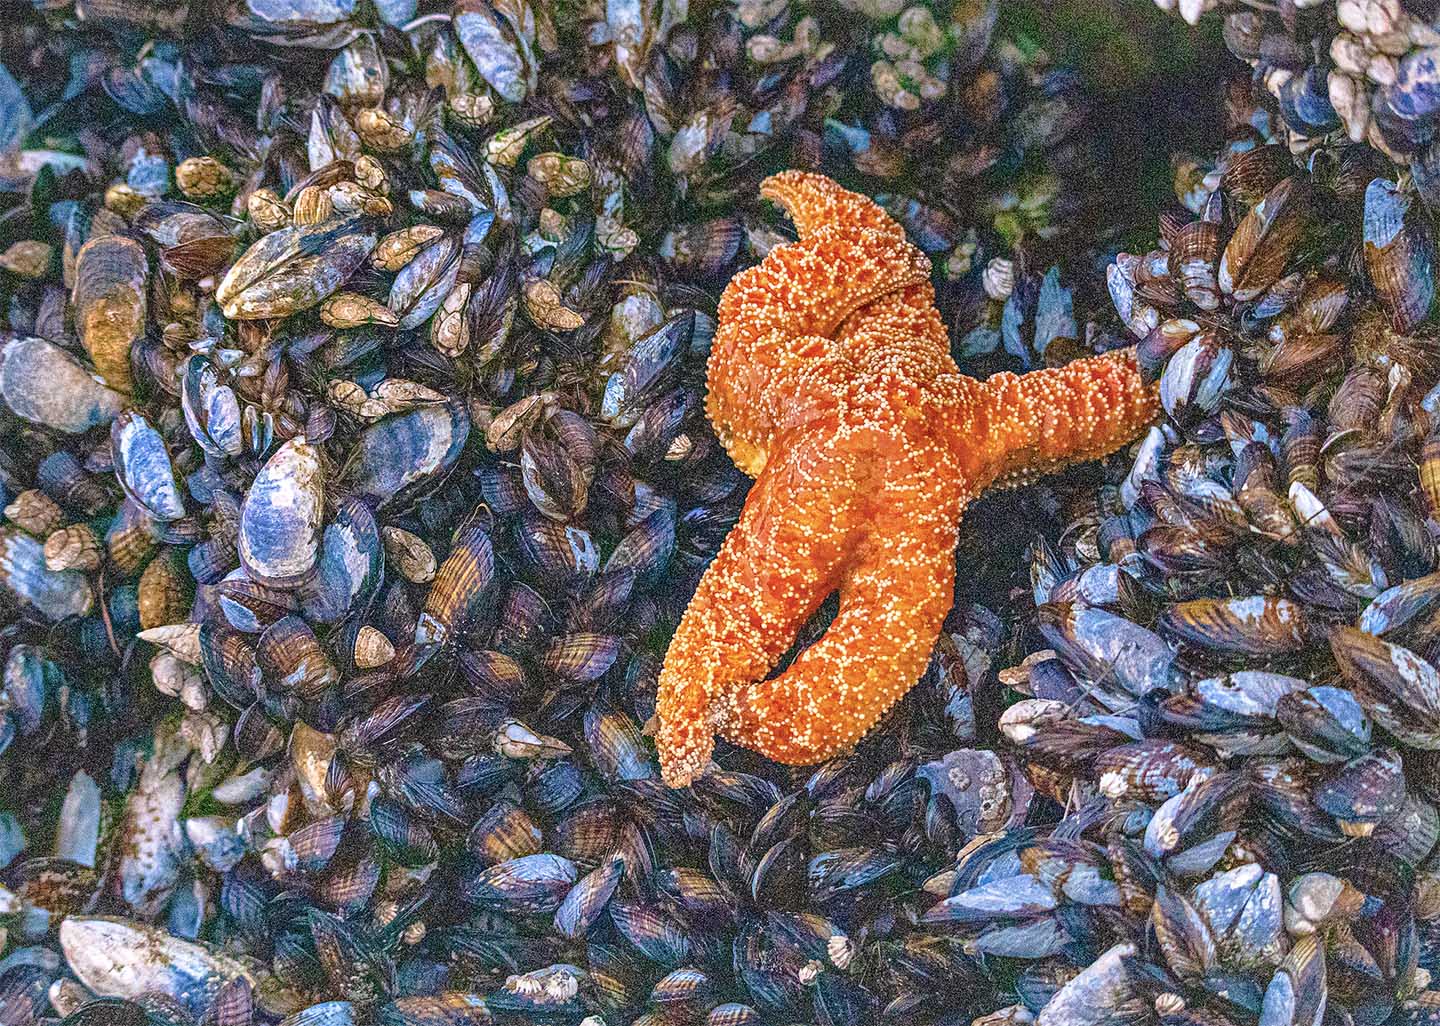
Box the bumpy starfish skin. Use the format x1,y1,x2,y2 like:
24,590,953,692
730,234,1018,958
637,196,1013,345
655,171,1160,787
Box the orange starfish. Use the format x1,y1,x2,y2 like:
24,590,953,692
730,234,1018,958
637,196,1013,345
655,171,1160,787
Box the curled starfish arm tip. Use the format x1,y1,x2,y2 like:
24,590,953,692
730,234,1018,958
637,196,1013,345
720,486,963,770
707,227,931,476
655,435,964,787
654,452,855,785
758,170,907,242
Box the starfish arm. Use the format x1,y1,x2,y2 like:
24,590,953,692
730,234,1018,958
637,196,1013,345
759,170,909,242
720,462,964,765
708,230,931,476
972,348,1161,489
836,285,950,356
655,428,867,787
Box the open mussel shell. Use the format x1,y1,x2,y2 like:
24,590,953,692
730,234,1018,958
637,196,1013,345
1193,863,1285,970
1158,334,1232,425
1135,321,1197,388
342,398,469,506
137,203,236,280
1218,176,1312,303
239,437,324,589
111,410,186,521
180,357,243,458
298,497,383,624
0,336,126,433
